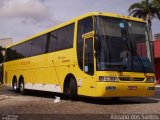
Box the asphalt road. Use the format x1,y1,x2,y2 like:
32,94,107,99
0,85,160,120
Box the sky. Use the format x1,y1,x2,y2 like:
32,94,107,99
0,0,160,42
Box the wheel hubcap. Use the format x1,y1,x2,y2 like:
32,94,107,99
20,83,24,92
14,83,17,90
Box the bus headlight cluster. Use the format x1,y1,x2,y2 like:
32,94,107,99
146,77,155,82
99,76,118,82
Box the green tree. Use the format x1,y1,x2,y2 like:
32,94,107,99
153,0,160,12
0,46,3,63
128,0,160,40
154,0,160,6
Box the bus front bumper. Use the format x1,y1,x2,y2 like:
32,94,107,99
94,82,155,97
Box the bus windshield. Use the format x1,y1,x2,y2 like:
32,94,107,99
95,16,154,73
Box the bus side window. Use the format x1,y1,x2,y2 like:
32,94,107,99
77,17,93,71
84,38,94,75
48,23,74,52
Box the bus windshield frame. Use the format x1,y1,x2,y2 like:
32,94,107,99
94,16,154,73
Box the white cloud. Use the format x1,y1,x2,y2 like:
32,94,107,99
0,0,61,41
0,0,159,42
0,0,50,22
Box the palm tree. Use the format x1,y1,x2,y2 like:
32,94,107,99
153,0,160,13
154,0,160,6
128,0,160,40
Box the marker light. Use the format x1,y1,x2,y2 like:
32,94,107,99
146,77,155,83
99,76,118,82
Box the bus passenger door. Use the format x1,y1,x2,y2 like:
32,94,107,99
83,37,96,96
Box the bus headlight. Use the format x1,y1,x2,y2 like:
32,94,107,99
99,76,118,82
146,77,155,82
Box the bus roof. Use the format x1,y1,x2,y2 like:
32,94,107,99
6,12,145,48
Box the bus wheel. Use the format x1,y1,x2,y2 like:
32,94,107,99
12,78,19,93
68,78,78,101
111,97,119,101
64,77,78,101
19,79,25,95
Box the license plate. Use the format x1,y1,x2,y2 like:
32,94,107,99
128,86,137,90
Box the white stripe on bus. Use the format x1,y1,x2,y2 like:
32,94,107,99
25,83,62,93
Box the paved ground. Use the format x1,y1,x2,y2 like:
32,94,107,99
0,85,160,120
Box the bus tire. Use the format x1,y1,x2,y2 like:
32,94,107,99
12,78,19,93
19,79,25,95
69,78,78,101
111,97,119,101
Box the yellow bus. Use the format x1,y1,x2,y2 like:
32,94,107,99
3,12,155,100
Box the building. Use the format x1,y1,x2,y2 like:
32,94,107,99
0,38,12,83
154,33,160,84
0,38,12,48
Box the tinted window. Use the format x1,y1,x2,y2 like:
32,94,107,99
6,46,23,61
77,17,93,70
48,31,57,52
21,41,32,57
30,35,47,56
6,41,31,61
48,23,74,52
6,34,47,61
84,38,94,75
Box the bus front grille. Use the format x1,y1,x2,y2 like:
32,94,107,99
119,77,130,81
134,78,145,81
119,77,145,81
